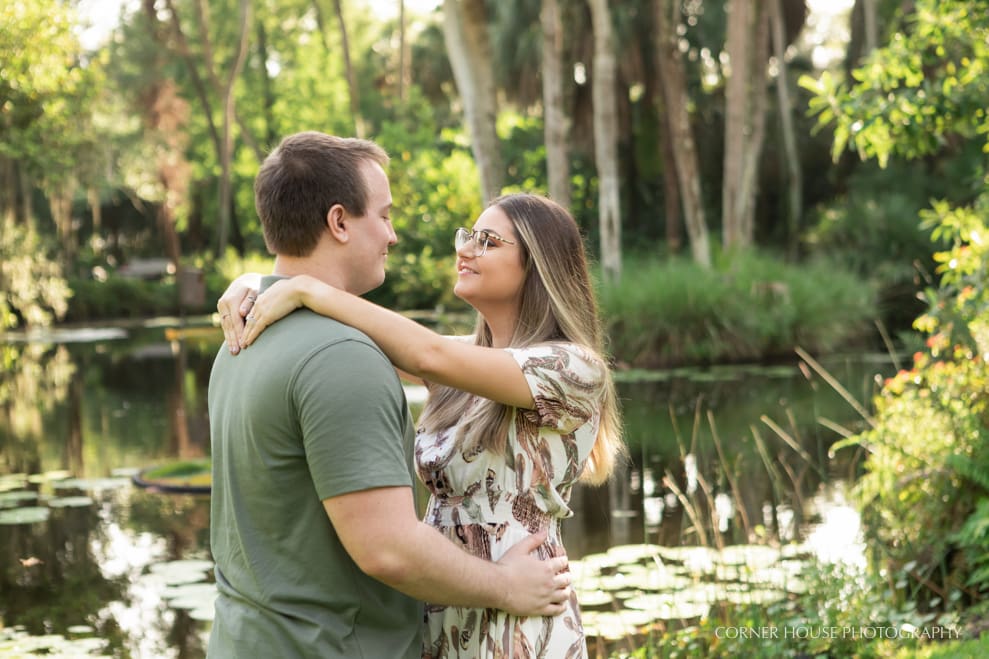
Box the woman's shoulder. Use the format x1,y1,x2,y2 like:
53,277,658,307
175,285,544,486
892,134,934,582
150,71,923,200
509,340,603,361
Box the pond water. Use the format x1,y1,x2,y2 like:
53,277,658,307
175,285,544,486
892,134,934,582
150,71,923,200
0,319,892,657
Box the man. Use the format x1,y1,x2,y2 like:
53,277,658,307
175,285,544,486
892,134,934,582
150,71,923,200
208,131,570,658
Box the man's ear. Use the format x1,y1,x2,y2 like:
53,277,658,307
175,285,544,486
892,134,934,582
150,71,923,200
326,204,349,243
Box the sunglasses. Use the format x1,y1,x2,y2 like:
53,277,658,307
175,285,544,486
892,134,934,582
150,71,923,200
454,227,516,256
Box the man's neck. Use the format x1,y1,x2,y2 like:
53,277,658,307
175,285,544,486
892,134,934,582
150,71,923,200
272,255,348,292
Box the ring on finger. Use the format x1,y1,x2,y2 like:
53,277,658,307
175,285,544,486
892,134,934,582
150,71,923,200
246,314,256,321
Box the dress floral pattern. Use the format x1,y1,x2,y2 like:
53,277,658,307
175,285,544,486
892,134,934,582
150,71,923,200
416,342,605,659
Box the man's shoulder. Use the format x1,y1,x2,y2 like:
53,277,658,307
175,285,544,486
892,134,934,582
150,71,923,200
280,311,392,370
280,310,380,349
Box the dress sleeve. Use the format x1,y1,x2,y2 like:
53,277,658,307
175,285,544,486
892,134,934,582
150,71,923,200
504,343,606,433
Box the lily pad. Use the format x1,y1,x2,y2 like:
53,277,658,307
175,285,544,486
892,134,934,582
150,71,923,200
149,559,214,585
188,606,216,622
717,544,781,568
27,470,72,484
719,587,787,605
623,594,711,620
581,610,660,639
53,477,130,491
0,474,28,493
134,460,211,493
0,490,38,508
576,589,613,607
163,582,219,601
48,496,95,508
605,543,665,564
0,506,50,525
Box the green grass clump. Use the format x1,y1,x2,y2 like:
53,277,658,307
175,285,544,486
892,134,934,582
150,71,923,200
598,251,876,368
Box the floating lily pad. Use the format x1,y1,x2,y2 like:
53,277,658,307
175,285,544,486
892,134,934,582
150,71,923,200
0,629,108,656
150,559,214,574
573,551,623,572
163,582,218,601
170,592,218,610
28,470,72,484
53,477,130,491
576,589,613,607
0,506,50,525
48,496,95,508
623,594,711,620
188,606,216,622
605,543,664,564
134,460,211,493
0,490,38,508
617,566,693,591
67,625,95,635
0,474,28,493
719,587,787,605
581,610,659,640
717,544,781,568
149,559,214,585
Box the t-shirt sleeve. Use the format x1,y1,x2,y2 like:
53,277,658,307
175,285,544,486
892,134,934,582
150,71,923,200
292,339,413,500
504,343,606,433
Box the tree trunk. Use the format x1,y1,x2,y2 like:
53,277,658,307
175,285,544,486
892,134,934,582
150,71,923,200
654,0,711,267
0,156,15,225
863,0,878,53
442,0,504,203
331,0,365,137
770,0,802,257
398,0,408,102
660,122,681,253
217,0,251,254
587,0,622,283
540,0,571,209
141,0,187,270
722,0,769,251
255,18,278,147
48,181,77,267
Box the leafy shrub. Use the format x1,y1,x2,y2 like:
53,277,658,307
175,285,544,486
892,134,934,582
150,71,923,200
836,200,989,607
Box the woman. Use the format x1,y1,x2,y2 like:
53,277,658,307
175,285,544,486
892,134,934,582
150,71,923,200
219,193,625,658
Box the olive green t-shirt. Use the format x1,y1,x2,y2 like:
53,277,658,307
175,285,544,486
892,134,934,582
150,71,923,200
207,284,421,659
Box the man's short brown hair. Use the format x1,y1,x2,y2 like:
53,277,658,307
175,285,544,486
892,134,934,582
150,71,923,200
254,132,389,256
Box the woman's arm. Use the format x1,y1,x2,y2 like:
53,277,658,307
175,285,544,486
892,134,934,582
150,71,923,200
241,275,534,409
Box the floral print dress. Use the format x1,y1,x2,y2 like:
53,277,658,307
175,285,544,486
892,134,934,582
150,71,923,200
416,342,605,659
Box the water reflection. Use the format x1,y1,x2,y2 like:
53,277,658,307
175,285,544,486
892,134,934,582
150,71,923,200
0,323,889,657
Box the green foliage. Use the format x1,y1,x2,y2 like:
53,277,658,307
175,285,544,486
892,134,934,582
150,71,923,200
802,0,989,169
0,223,70,329
367,95,483,311
0,0,102,181
65,275,178,321
623,559,958,659
599,251,876,367
804,0,989,610
951,498,989,594
804,162,935,281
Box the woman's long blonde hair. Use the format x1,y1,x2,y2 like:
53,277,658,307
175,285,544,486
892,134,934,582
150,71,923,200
418,193,625,485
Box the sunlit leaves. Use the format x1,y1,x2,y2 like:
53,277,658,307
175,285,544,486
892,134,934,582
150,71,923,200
803,0,989,166
0,0,103,176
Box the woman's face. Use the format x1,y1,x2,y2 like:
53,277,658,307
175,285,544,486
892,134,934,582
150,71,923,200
453,205,525,314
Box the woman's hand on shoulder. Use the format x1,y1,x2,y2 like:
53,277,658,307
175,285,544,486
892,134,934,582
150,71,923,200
217,273,262,355
239,276,315,349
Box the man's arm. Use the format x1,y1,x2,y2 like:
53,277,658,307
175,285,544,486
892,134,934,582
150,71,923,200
323,486,571,617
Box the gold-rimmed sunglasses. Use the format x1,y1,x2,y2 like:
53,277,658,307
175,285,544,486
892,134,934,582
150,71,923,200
454,227,516,256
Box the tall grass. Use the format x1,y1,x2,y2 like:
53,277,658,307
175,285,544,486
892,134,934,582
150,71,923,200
598,251,876,368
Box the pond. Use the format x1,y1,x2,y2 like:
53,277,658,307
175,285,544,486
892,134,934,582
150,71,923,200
0,318,892,657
